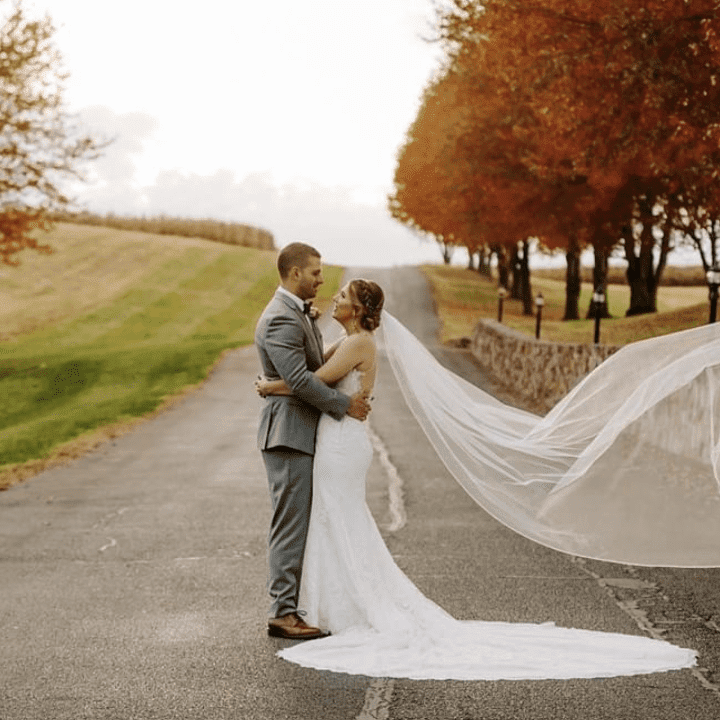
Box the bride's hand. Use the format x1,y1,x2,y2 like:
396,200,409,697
255,376,272,397
347,390,371,421
256,375,292,397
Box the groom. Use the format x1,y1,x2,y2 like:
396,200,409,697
255,242,370,640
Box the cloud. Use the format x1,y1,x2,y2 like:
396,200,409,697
64,105,441,267
69,106,159,205
78,106,159,156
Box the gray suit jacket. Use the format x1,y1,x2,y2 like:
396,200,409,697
255,290,351,454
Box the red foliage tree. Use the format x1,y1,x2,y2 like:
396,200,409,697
0,1,102,264
472,1,719,314
390,59,555,314
394,0,720,318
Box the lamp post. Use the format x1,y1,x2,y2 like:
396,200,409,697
593,286,605,344
497,286,507,323
707,266,720,323
535,292,544,340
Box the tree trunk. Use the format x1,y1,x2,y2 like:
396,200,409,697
467,250,476,270
477,247,490,276
493,244,510,288
510,244,522,299
624,193,671,316
439,240,453,265
563,235,581,321
625,227,657,315
520,239,533,316
625,266,655,315
586,241,611,319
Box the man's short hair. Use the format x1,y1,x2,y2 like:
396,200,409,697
277,242,321,279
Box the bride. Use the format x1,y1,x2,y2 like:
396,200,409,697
256,278,700,680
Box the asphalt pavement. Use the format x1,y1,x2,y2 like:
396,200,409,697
1,265,719,720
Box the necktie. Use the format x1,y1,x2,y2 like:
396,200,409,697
303,302,312,316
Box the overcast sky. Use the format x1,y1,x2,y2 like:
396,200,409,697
22,0,452,266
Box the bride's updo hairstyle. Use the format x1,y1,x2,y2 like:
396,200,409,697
350,279,384,332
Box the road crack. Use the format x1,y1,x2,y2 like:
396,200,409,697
570,556,720,699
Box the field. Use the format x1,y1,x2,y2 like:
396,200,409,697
3,226,710,489
422,265,711,345
531,264,709,286
0,223,342,489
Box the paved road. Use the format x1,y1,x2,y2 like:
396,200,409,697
1,266,719,719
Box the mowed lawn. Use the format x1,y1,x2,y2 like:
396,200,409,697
422,265,711,345
0,223,342,488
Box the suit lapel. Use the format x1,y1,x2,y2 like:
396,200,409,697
304,313,324,364
310,316,324,363
277,292,324,365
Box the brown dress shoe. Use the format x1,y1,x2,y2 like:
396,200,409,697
267,613,329,640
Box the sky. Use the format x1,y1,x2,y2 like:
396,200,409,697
22,0,454,267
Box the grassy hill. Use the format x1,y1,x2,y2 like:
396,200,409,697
0,223,342,489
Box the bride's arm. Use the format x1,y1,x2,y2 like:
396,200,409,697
323,336,344,362
313,333,374,385
256,334,373,396
255,376,292,397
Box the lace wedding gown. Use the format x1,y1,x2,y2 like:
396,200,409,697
278,369,696,680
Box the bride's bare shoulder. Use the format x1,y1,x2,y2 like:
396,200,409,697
336,333,375,369
343,332,375,352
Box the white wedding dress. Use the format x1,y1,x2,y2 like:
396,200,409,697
278,367,697,680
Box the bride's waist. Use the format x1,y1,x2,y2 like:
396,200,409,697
318,414,369,437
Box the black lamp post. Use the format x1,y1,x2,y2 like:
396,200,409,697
497,286,507,323
535,292,544,340
593,286,605,344
707,266,720,324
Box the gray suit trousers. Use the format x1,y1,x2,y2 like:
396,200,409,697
262,447,314,618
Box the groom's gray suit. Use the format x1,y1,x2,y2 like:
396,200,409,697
255,288,351,618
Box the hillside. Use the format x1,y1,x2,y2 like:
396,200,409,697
0,223,341,489
0,223,276,340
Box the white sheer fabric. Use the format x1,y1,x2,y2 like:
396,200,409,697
381,311,720,567
279,369,696,680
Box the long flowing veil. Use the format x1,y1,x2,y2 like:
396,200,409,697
380,311,720,567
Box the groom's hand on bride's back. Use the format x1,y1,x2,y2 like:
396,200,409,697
347,391,371,421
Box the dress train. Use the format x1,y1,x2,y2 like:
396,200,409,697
278,370,696,680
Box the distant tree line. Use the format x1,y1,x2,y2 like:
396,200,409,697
52,211,275,251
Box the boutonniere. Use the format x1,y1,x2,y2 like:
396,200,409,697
308,304,321,320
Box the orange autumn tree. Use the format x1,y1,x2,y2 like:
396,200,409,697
436,0,720,316
391,57,560,314
389,67,482,264
444,49,598,317
392,3,604,317
669,153,720,284
534,0,720,316
0,1,102,265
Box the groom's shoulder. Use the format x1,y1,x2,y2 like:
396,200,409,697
257,295,299,333
262,293,295,320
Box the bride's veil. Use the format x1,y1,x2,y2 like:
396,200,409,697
379,310,720,567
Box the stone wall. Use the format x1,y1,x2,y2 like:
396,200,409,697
470,319,620,414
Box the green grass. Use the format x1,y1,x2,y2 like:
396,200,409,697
421,265,710,345
0,232,343,481
0,343,223,465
